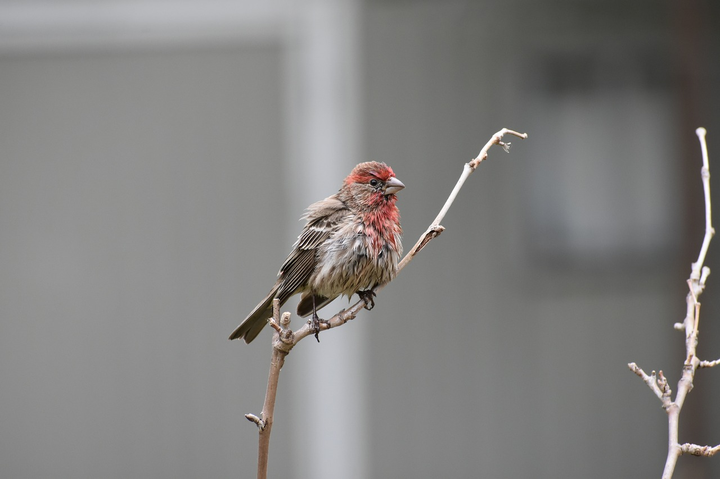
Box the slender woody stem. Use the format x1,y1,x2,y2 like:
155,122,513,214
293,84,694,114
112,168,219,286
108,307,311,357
431,128,527,228
692,127,714,282
629,128,718,479
249,299,289,479
400,128,527,271
661,128,714,479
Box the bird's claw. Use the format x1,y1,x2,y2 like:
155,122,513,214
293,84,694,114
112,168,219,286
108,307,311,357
358,290,376,310
310,314,329,342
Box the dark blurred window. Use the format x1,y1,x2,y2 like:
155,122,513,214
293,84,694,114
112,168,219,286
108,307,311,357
524,49,679,270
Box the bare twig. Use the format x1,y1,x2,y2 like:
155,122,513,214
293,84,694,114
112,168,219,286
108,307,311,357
628,363,672,408
245,128,527,479
628,127,719,479
692,127,714,284
399,128,527,270
248,299,289,479
698,358,720,369
681,443,720,457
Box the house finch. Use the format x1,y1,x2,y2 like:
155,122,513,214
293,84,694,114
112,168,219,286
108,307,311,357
229,161,404,343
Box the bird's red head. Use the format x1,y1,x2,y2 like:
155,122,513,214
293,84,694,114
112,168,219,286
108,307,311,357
344,161,396,186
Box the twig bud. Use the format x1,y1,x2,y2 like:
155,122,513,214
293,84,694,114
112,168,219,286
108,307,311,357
245,413,266,431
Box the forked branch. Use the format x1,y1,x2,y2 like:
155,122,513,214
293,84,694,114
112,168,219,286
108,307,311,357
628,128,719,479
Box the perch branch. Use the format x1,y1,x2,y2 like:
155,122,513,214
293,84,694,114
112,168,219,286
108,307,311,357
245,128,527,479
628,127,718,479
246,299,289,479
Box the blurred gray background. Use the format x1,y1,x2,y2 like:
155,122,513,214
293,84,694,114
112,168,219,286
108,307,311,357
1,1,720,478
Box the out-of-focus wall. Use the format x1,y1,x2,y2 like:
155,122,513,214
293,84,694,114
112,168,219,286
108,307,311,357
0,46,287,477
363,2,720,478
1,1,719,479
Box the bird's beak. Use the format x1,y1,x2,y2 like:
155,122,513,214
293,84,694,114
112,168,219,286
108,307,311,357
384,177,405,195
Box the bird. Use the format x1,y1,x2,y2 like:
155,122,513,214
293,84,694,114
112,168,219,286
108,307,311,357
229,161,404,343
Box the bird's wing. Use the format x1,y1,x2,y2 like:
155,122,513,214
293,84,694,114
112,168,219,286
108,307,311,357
276,196,349,300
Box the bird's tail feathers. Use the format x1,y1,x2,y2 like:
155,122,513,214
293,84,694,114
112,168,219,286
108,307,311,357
228,286,279,343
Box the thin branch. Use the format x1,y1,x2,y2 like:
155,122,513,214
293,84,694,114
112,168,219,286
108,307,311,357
629,128,716,479
245,128,527,479
627,363,672,407
249,299,289,479
691,127,714,283
400,128,527,271
661,127,714,479
680,443,720,457
698,358,720,369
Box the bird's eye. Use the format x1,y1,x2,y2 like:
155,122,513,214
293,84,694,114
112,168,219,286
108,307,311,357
369,179,379,187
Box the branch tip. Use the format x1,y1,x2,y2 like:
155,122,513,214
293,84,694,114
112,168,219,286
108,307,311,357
628,362,643,376
700,266,711,286
272,298,280,318
468,128,527,169
267,317,282,334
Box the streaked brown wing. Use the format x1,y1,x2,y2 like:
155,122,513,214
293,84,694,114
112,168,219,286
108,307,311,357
277,248,316,302
275,196,349,300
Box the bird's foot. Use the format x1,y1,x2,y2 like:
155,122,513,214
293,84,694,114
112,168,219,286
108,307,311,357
310,314,330,342
358,290,376,310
